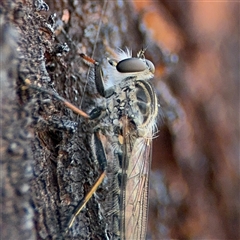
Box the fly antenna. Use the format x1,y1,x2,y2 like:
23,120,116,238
137,46,148,59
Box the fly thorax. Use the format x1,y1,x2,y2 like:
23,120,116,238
128,82,152,130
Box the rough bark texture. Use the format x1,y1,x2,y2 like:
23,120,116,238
0,14,36,240
1,0,239,240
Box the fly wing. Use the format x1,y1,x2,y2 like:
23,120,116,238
120,119,152,240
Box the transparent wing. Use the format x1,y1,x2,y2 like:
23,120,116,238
121,119,152,240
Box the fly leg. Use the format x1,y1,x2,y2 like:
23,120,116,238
66,131,108,233
23,78,90,119
23,55,111,235
24,78,108,232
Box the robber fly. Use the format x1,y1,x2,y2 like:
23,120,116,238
66,49,158,239
26,47,158,239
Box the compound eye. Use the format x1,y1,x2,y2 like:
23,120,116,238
145,60,155,74
116,58,147,73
